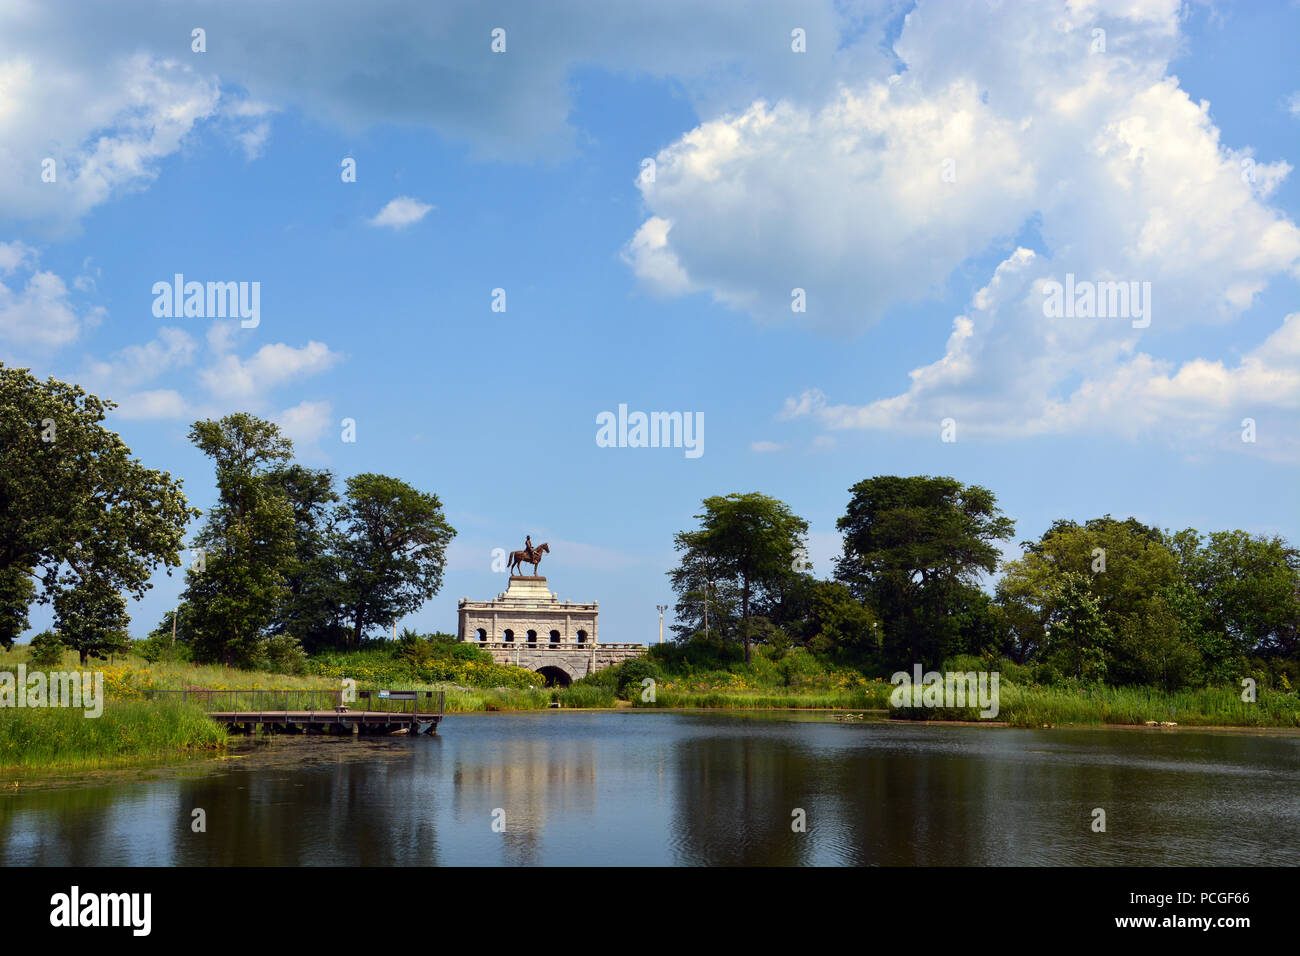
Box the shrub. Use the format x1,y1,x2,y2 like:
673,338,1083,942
614,658,661,700
265,635,308,675
28,630,64,667
133,632,192,664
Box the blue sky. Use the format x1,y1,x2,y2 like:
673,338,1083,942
2,0,1298,645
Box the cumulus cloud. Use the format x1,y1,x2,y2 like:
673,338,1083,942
1,0,882,232
623,0,1300,451
0,51,226,233
276,399,333,455
367,196,434,230
200,340,342,402
112,389,189,420
83,326,197,391
74,319,343,423
0,242,102,349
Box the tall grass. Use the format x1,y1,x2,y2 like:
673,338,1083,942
0,700,227,771
995,683,1300,728
640,688,891,710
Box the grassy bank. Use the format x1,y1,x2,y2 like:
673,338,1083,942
0,700,227,771
3,641,1296,774
992,682,1300,728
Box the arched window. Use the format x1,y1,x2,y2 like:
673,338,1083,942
549,630,561,644
503,629,514,643
476,628,487,642
526,630,537,645
576,629,587,643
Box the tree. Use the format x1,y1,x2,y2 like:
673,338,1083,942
803,579,882,662
998,516,1190,683
335,474,456,645
1176,529,1300,660
669,493,808,664
0,366,195,647
1040,571,1111,683
50,575,132,664
836,476,1013,668
180,414,296,666
264,465,349,652
667,545,742,642
0,568,35,648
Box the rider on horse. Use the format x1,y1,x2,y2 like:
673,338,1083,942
524,535,535,564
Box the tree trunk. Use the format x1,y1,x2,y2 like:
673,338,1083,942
742,573,751,664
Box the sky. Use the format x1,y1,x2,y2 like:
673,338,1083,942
1,0,1298,646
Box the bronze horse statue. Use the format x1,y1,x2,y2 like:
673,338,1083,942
508,541,549,576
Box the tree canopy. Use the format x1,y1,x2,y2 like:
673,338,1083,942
669,493,808,663
0,366,195,651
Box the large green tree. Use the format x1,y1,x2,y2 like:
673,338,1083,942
835,475,1014,668
0,366,195,649
335,474,456,645
179,414,296,666
50,574,131,664
1175,529,1300,660
264,464,350,652
997,516,1180,670
670,493,808,664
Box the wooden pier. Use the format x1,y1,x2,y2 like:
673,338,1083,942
153,688,445,735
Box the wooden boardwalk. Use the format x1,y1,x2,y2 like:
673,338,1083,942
153,689,445,735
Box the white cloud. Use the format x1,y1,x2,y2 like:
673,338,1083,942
1,0,893,230
367,196,434,230
750,440,782,453
0,243,101,349
83,326,197,391
277,399,333,455
80,322,343,423
0,52,224,233
112,389,189,420
607,0,1300,452
200,340,342,402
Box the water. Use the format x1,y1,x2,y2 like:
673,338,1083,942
2,711,1297,866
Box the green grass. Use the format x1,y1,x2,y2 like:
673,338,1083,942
993,682,1300,728
0,700,227,771
636,688,891,709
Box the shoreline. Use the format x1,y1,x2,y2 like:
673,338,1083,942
8,704,1295,787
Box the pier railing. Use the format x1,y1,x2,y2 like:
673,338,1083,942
149,688,445,715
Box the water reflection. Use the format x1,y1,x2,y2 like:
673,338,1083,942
1,713,1296,866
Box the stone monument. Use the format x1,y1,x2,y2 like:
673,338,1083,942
456,537,642,686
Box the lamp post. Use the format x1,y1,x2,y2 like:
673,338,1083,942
656,605,668,644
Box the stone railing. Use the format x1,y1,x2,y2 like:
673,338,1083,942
471,641,643,650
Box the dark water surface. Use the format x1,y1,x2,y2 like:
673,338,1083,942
2,711,1297,865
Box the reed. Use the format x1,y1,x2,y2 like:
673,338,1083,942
0,700,227,771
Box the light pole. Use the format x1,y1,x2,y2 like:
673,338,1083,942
656,605,668,644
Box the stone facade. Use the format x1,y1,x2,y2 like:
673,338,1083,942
456,576,642,685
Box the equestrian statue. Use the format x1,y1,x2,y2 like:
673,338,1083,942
507,535,550,576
